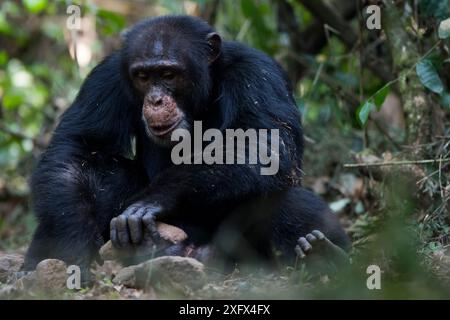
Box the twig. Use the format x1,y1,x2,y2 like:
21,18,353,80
439,155,444,199
297,0,358,46
344,158,450,168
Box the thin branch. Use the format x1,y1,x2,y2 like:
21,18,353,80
297,0,358,46
343,159,450,168
275,0,357,81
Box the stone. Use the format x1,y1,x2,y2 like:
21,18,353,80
112,265,137,287
0,254,24,282
113,256,206,292
100,222,188,261
35,259,67,291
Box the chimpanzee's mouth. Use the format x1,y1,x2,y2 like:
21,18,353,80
149,117,182,137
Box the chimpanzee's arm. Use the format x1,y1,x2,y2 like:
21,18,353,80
110,121,303,248
23,54,145,284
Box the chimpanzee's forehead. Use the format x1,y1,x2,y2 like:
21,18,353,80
127,27,194,63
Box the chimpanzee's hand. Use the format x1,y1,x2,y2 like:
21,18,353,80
110,201,163,248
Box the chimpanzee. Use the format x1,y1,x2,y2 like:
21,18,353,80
23,15,349,282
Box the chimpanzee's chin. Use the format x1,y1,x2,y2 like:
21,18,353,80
147,132,174,148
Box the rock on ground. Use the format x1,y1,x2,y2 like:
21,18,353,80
0,253,24,282
100,222,188,261
113,256,206,293
35,259,68,291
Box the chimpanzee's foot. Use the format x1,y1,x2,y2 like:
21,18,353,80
295,230,349,271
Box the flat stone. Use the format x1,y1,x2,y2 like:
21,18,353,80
113,256,206,293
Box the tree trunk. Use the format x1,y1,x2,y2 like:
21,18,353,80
382,0,435,153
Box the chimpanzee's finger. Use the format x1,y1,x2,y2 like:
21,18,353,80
311,230,325,240
306,233,317,243
298,237,312,253
110,218,120,248
121,204,141,217
128,210,144,244
116,215,131,247
142,209,161,243
295,245,306,259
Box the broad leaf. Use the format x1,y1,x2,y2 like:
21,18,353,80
441,93,450,108
373,86,390,110
419,0,449,20
416,60,444,94
438,18,450,39
356,100,374,126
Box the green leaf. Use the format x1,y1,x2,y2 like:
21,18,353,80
22,0,47,14
3,93,23,110
0,12,12,34
356,100,374,127
438,18,450,39
241,0,255,17
441,93,450,108
3,1,21,17
373,86,390,109
97,10,126,35
0,51,8,66
416,59,444,94
419,0,449,20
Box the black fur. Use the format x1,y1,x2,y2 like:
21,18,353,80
24,15,349,277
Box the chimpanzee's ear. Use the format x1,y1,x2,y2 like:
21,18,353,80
206,32,221,64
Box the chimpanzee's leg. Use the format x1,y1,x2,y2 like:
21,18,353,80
23,154,147,284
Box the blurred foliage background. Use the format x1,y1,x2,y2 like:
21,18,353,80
0,0,450,298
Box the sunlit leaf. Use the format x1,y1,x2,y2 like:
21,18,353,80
3,93,23,110
356,100,374,126
22,0,48,14
416,59,444,94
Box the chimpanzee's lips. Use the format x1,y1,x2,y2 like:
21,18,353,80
149,118,182,137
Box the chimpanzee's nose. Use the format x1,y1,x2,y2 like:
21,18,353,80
150,95,163,106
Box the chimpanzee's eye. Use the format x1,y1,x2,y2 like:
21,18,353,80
136,71,149,80
162,71,176,80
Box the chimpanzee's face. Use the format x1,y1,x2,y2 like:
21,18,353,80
127,37,192,145
125,25,221,147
